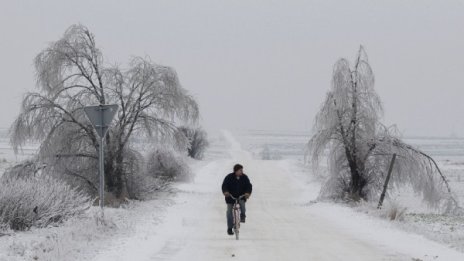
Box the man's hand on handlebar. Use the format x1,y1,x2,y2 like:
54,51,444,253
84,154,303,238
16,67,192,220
244,193,251,199
223,191,231,197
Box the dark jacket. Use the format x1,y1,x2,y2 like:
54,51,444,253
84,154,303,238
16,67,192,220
221,173,253,204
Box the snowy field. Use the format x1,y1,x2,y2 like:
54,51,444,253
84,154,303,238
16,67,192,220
1,130,464,260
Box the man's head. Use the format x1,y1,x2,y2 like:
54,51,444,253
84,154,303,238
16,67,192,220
233,164,243,176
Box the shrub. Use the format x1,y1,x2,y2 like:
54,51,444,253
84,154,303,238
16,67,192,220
146,148,191,183
0,174,90,231
124,147,191,200
382,200,407,221
178,127,209,159
261,145,282,160
125,171,166,200
1,160,45,180
124,149,164,200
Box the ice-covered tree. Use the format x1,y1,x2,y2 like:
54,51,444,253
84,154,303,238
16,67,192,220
307,46,458,211
10,24,199,200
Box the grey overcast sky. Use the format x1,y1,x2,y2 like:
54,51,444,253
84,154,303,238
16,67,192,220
1,0,463,136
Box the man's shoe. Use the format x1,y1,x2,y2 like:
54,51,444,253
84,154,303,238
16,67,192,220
240,217,246,223
227,228,234,235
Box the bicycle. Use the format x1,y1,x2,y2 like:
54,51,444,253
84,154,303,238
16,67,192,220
230,195,245,240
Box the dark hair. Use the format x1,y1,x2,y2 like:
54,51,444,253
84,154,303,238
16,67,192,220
233,164,243,172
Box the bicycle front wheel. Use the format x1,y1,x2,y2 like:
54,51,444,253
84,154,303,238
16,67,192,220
233,207,241,240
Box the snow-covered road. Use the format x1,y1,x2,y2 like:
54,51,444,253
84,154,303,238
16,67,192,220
92,132,464,261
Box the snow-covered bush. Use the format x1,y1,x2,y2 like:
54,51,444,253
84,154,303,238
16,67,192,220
146,148,191,183
125,171,164,200
261,145,282,160
1,160,46,180
124,148,191,200
178,126,209,160
261,145,271,160
383,200,407,221
0,174,90,231
123,146,192,200
122,148,163,200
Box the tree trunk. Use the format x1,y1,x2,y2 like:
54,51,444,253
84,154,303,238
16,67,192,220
104,153,115,194
113,151,127,198
347,157,367,200
104,147,129,201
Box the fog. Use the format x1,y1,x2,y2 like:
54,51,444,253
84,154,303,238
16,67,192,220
1,0,463,137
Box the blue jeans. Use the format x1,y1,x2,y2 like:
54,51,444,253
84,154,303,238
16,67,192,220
227,200,246,229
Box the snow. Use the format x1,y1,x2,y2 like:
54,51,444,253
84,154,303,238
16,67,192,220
307,203,464,261
90,131,464,260
1,130,464,260
0,197,174,260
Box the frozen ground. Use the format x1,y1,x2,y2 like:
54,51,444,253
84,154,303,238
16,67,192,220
1,130,464,260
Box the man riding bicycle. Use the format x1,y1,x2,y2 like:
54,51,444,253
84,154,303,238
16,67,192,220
221,164,253,235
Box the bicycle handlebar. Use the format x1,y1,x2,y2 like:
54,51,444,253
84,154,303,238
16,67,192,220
229,195,246,200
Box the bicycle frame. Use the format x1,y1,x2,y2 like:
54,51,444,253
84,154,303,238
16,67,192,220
230,195,245,240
